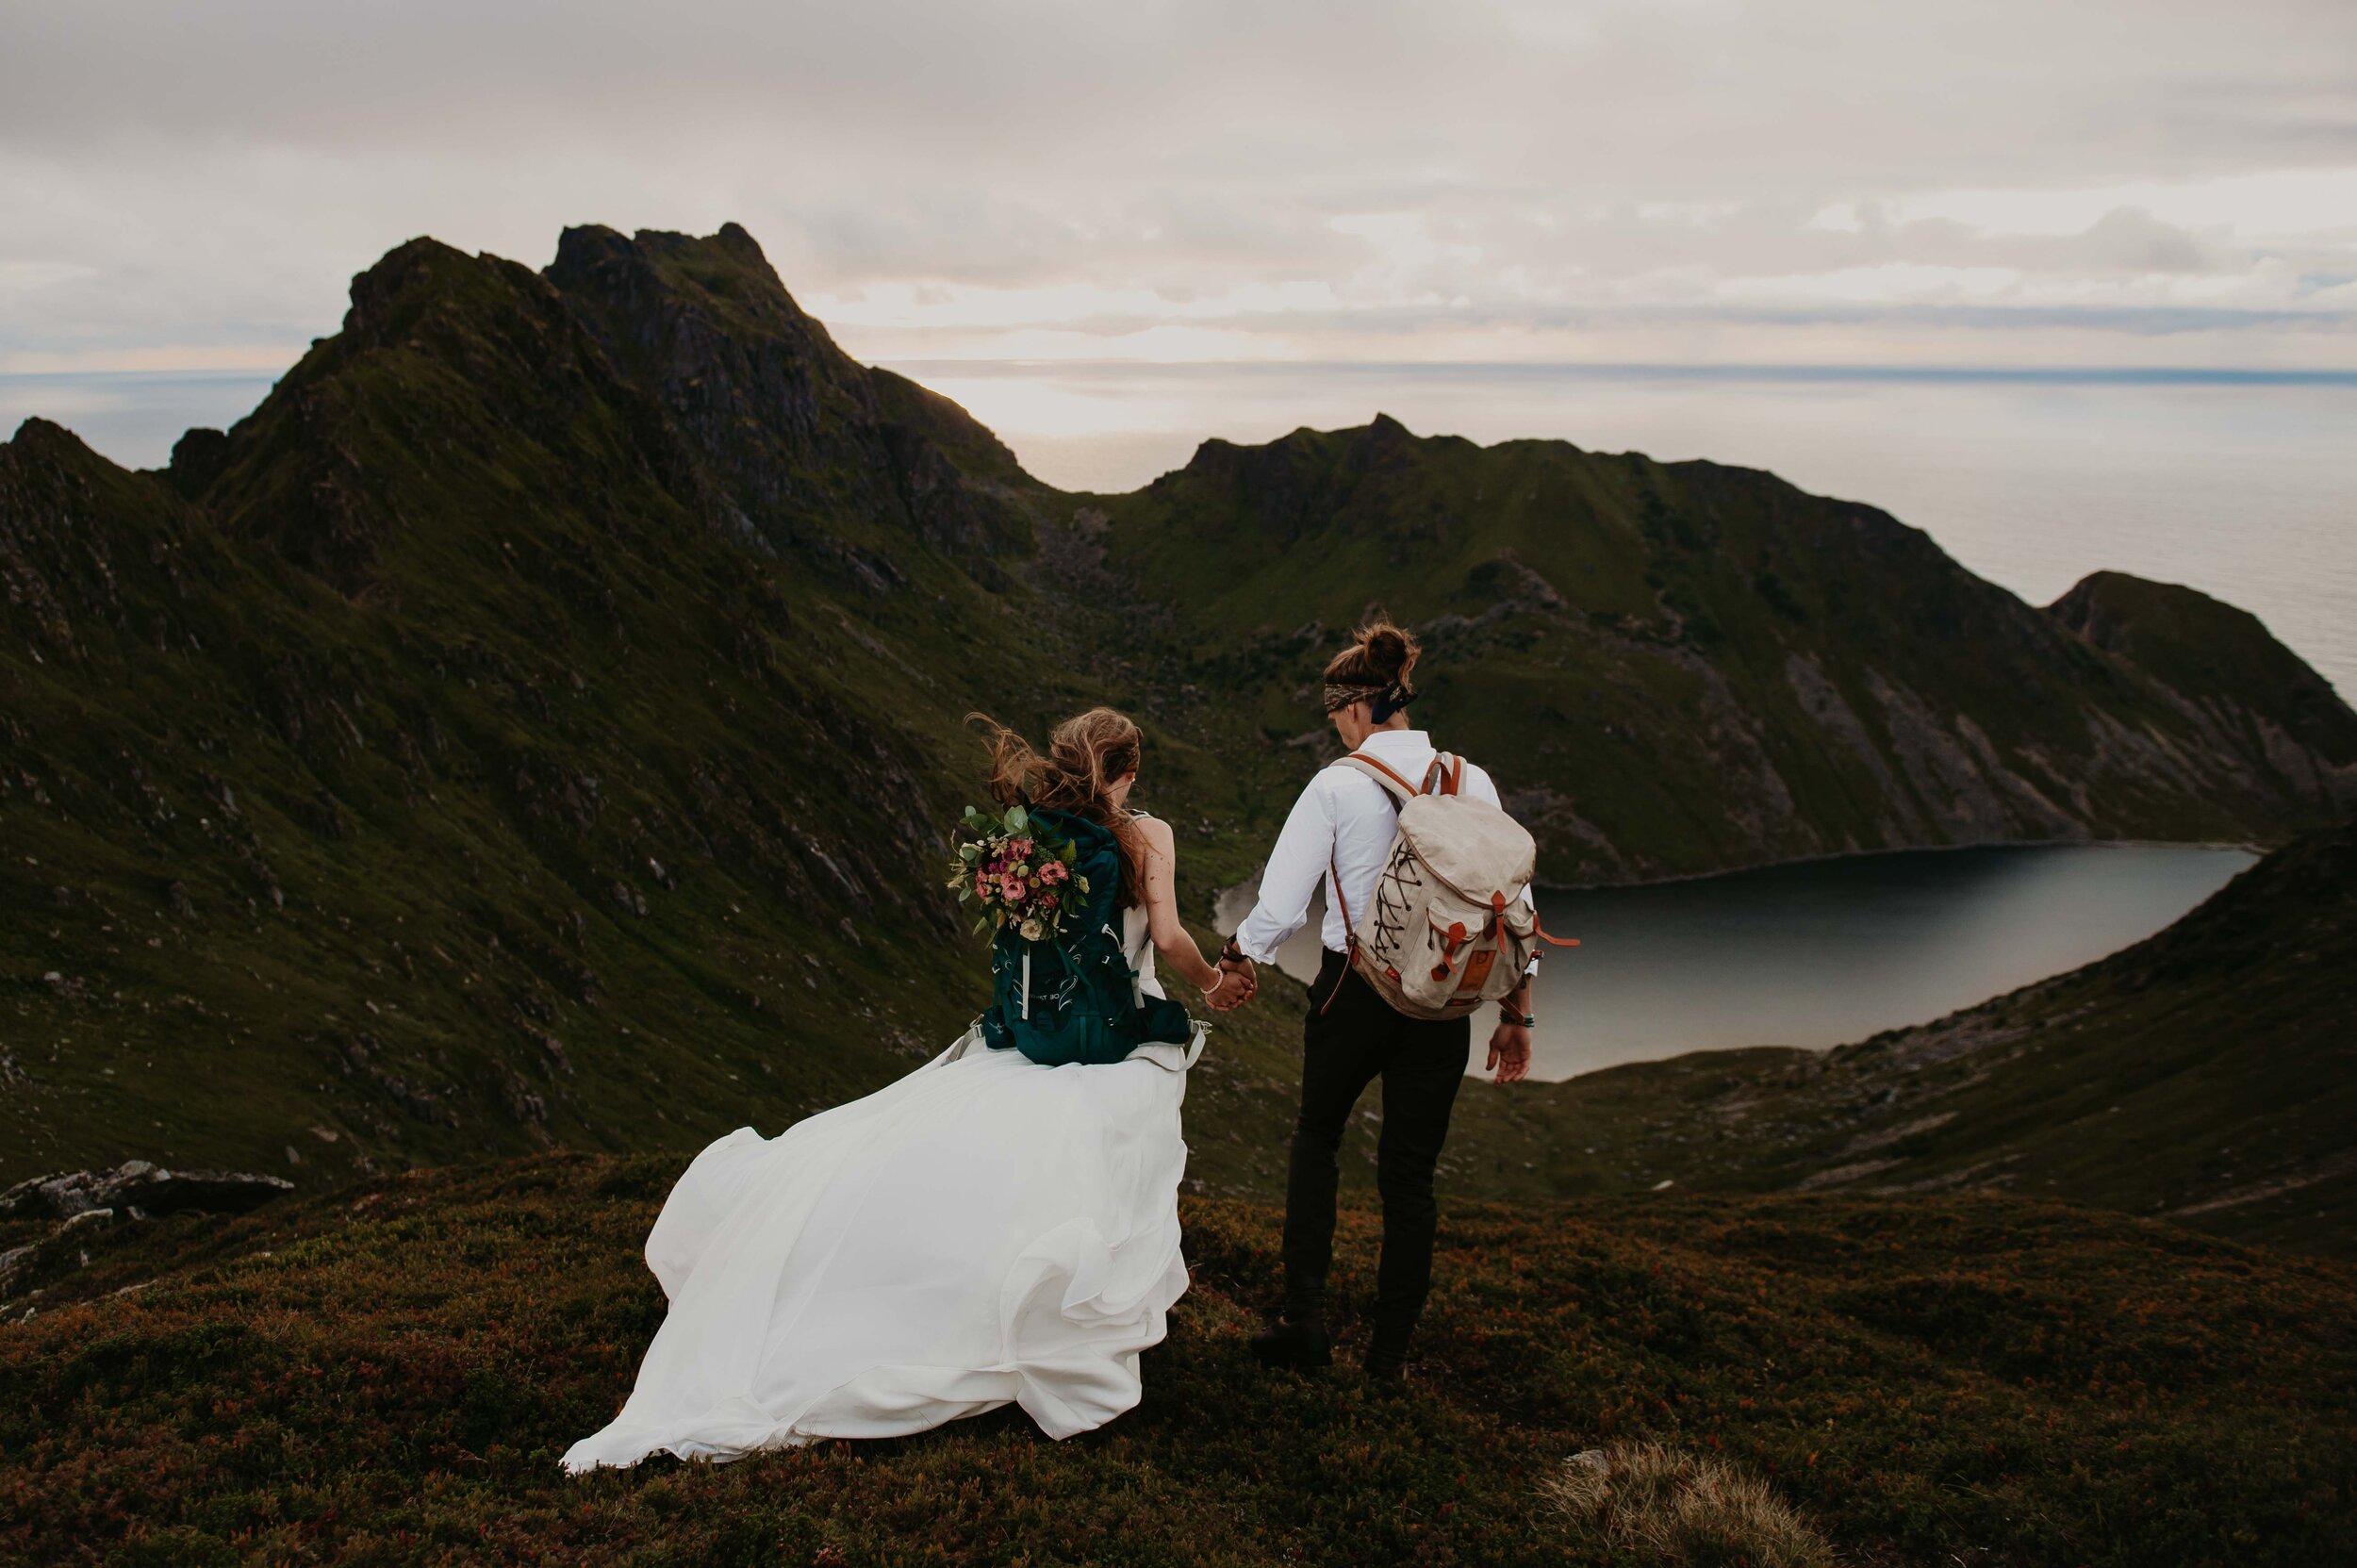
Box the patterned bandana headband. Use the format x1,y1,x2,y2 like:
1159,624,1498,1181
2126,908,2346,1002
1322,680,1415,720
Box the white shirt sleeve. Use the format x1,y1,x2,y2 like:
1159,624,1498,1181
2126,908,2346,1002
1232,776,1336,965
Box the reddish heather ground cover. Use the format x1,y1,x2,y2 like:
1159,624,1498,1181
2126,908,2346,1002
3,1153,2349,1565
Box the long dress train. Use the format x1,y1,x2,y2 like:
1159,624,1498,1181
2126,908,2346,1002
561,906,1201,1471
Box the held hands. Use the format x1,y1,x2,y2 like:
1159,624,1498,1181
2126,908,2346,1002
1486,1022,1532,1084
1203,954,1258,1012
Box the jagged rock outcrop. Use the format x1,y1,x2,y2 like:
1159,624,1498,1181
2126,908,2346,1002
547,223,1032,580
0,1161,293,1220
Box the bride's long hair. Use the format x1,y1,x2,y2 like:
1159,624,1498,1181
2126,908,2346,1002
970,707,1149,909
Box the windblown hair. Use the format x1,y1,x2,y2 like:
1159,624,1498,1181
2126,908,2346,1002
1321,618,1422,717
970,707,1149,908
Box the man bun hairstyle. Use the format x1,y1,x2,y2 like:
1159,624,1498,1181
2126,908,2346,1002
1321,617,1422,720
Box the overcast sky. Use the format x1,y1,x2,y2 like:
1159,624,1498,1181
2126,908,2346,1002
5,0,2355,375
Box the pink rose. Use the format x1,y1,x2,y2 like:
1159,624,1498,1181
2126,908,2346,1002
1000,874,1026,902
1039,890,1059,911
975,871,993,900
1040,860,1067,884
1012,837,1033,859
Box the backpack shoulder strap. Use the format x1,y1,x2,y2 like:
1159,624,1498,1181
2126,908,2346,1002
1333,751,1422,804
1420,751,1467,797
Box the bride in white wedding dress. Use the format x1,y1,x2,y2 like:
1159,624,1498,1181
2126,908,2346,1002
563,709,1254,1472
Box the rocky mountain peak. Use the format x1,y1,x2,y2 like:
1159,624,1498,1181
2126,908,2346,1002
544,223,1033,569
2051,569,2357,789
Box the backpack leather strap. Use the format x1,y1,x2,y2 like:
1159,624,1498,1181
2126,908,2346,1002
1337,750,1422,802
1319,849,1357,1016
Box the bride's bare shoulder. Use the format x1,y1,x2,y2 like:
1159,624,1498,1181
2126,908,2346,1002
1132,812,1177,852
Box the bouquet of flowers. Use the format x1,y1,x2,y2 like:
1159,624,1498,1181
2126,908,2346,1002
947,802,1089,943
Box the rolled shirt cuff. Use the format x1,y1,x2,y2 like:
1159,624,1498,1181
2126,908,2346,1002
1232,933,1282,966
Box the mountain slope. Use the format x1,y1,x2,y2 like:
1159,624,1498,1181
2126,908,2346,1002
2050,569,2357,798
1526,822,2357,1256
0,228,1161,1190
3,1157,2351,1566
5,223,2351,1204
1094,417,2352,883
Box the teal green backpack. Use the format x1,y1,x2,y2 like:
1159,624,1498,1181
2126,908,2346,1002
979,808,1194,1065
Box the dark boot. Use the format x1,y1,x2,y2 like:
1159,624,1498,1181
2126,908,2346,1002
1362,1320,1413,1381
1250,1317,1333,1371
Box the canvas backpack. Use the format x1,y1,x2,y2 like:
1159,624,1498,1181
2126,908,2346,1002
1327,751,1576,1021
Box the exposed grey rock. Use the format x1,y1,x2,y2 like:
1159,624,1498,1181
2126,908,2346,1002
0,1160,293,1220
1786,652,1924,840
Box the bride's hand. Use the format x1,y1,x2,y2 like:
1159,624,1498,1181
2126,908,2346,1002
1202,966,1251,1011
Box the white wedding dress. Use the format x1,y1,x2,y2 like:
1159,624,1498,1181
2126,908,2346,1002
562,905,1202,1472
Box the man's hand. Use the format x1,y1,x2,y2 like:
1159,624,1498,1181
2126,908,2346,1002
1210,954,1257,1010
1485,1022,1532,1084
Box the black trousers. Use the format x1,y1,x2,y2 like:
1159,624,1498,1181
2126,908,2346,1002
1281,948,1471,1338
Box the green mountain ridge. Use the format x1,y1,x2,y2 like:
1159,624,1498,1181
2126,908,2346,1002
3,220,2349,1207
1096,414,2353,883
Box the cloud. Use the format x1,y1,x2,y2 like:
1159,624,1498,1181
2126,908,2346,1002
2,0,2354,372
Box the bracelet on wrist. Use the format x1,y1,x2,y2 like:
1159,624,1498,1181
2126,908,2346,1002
1498,1009,1536,1028
1219,936,1246,966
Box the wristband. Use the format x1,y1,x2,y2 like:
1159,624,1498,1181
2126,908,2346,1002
1219,936,1246,966
1498,1009,1536,1028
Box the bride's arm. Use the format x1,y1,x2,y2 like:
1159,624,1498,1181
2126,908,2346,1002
1137,816,1225,996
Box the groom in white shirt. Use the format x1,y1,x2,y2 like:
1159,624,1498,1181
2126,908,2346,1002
1220,621,1534,1380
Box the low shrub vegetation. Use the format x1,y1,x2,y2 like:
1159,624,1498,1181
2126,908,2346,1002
2,1154,2351,1565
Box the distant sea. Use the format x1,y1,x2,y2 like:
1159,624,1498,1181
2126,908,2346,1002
7,361,2353,696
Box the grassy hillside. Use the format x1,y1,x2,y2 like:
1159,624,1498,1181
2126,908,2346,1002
1518,822,2357,1257
1094,417,2352,883
2050,570,2357,789
2,1155,2350,1566
5,219,2352,1223
0,230,1280,1192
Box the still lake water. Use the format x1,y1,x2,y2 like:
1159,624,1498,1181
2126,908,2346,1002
1220,843,2255,1081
